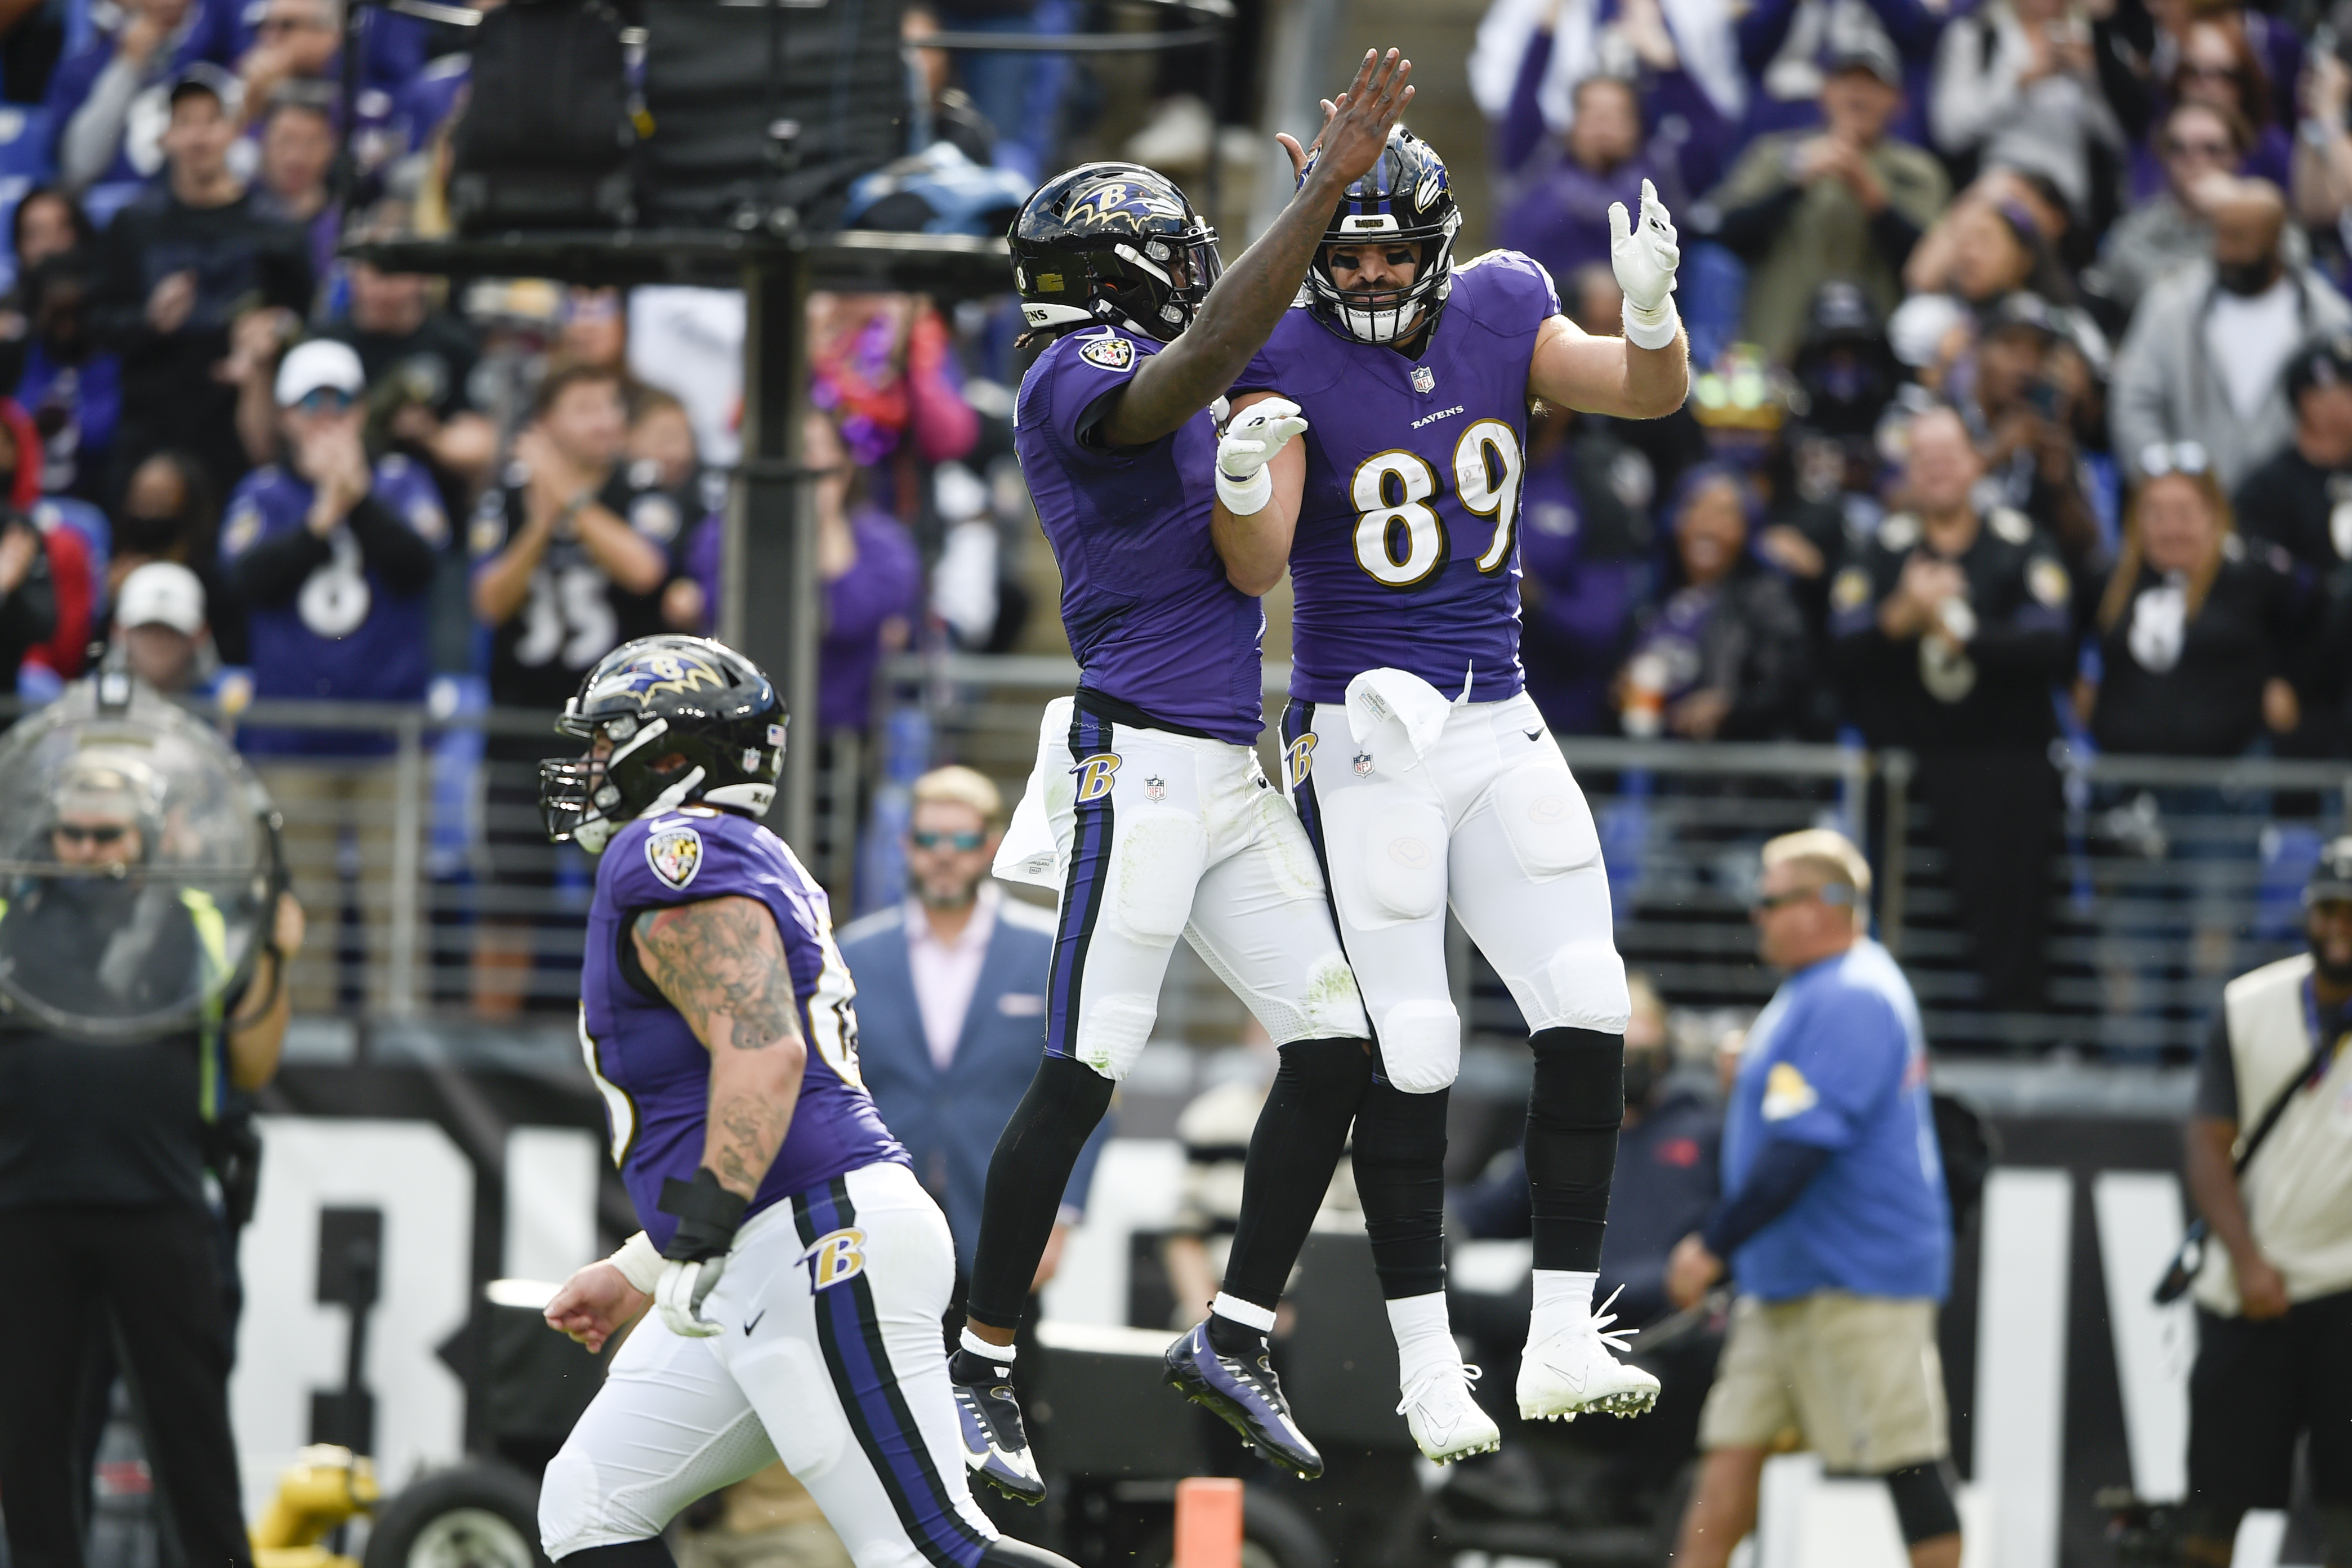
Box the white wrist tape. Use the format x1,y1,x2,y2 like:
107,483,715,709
610,1230,664,1294
1623,294,1681,352
1216,463,1273,516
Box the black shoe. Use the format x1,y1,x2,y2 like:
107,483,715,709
949,1350,1047,1503
1162,1321,1324,1478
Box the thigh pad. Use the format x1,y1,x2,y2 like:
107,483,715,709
1106,807,1208,942
1490,758,1601,881
1325,785,1447,928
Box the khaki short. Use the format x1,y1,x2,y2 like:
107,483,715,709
1697,1292,1951,1473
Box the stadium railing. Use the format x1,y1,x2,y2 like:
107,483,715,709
91,678,2352,1059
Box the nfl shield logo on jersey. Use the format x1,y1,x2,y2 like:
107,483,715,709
1145,775,1166,803
1353,751,1374,776
646,824,703,890
1410,366,1435,395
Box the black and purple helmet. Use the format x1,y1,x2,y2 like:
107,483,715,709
1009,162,1222,343
1300,126,1463,345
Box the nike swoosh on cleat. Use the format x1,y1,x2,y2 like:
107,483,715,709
743,1310,765,1335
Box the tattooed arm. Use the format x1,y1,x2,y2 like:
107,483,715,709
1094,49,1416,448
633,895,809,1199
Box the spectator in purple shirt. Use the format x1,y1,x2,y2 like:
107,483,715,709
1499,72,1670,285
683,408,920,735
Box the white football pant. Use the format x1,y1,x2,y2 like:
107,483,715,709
1279,685,1630,1092
539,1160,1000,1567
995,695,1369,1082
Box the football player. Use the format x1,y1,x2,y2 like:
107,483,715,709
532,636,1076,1568
1208,128,1689,1455
955,52,1413,1498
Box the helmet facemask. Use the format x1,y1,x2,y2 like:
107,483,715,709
540,711,705,854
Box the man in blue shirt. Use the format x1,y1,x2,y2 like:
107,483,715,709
1665,828,1960,1568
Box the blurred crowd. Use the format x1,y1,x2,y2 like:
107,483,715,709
0,0,2345,1017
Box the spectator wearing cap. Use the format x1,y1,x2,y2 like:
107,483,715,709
2174,841,2352,1568
2232,334,2352,575
2112,178,2351,492
1616,464,1812,741
111,560,221,698
1667,829,1960,1568
1829,405,2074,1012
218,339,445,1015
46,0,236,220
1928,0,2123,221
1698,37,1950,365
2095,101,2256,316
1960,293,2103,578
88,65,312,501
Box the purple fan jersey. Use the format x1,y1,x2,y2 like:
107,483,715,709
1016,325,1265,744
1237,250,1561,704
581,806,906,1251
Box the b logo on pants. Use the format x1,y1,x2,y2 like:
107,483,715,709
800,1227,868,1291
1073,753,1122,803
1285,734,1316,788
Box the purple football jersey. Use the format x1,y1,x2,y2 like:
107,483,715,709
1015,325,1265,744
581,806,906,1251
1237,251,1561,704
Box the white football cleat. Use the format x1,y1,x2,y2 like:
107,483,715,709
1515,1285,1662,1423
1397,1362,1502,1464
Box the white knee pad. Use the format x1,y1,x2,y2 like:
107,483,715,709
1075,991,1157,1080
1107,809,1207,941
1300,950,1369,1039
1492,760,1601,881
1377,998,1462,1092
1532,939,1632,1033
538,1444,623,1558
1328,789,1448,929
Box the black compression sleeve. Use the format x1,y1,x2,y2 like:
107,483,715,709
232,526,333,606
1699,1137,1833,1258
1526,1028,1623,1272
1884,1462,1961,1544
1217,1036,1372,1312
345,494,439,595
965,1054,1115,1330
1351,1075,1451,1299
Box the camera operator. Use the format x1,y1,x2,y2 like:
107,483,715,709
2176,839,2352,1568
0,748,303,1568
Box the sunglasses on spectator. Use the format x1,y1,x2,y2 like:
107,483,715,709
2137,441,2211,477
1752,883,1856,914
292,387,357,414
53,824,129,845
911,829,987,852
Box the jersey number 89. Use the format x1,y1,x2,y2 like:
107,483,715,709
1350,420,1524,587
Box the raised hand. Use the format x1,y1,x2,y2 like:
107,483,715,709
1608,179,1681,349
1279,48,1415,189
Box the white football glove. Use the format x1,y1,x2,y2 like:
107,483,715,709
1608,178,1682,351
1216,397,1309,516
654,1254,728,1338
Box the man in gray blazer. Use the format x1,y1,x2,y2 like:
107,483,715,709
843,766,1108,1294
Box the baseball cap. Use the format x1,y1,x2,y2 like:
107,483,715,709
169,62,242,112
2309,837,2352,906
275,338,366,408
115,562,207,636
1984,291,2061,341
1825,34,1902,87
2283,332,2352,405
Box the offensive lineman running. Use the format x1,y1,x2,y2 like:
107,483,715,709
532,636,1077,1568
1210,128,1689,1454
953,52,1413,1498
